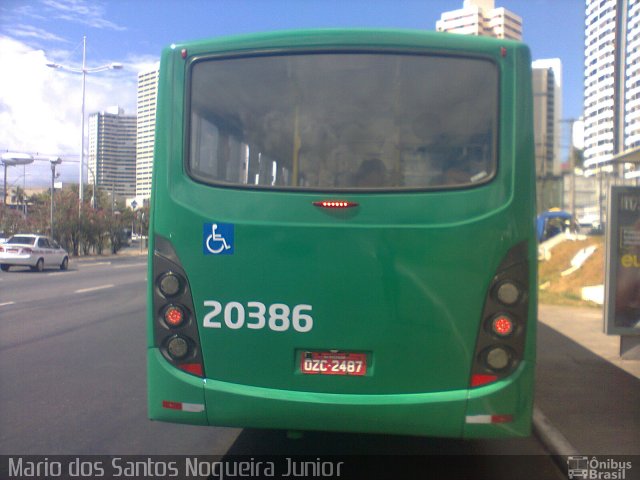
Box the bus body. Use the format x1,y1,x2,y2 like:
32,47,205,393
147,29,537,438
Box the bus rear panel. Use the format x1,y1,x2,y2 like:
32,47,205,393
147,29,537,438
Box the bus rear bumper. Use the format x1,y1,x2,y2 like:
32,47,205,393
148,349,533,438
147,349,208,425
463,362,534,438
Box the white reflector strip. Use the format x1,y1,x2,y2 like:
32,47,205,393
182,402,205,413
466,415,492,424
466,414,513,424
163,400,205,413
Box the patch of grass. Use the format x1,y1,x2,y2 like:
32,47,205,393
538,235,604,308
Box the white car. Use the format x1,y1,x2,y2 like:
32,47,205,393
0,234,69,272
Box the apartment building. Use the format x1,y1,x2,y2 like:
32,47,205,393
88,106,137,199
436,0,522,41
136,67,159,199
584,0,640,173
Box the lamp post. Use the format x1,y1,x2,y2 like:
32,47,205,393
1,153,34,209
86,162,97,209
560,118,580,221
46,36,123,216
49,157,62,239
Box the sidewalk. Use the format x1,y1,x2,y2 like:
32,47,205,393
72,244,148,261
535,304,640,457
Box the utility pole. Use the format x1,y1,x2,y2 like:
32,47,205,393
50,158,62,239
46,37,123,217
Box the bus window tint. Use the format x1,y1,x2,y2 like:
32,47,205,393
188,53,498,190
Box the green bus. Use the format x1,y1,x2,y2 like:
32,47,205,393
147,29,537,438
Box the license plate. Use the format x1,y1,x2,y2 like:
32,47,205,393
301,351,367,376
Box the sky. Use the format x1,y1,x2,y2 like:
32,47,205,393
0,0,585,188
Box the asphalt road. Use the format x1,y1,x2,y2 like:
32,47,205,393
0,255,239,456
0,255,564,479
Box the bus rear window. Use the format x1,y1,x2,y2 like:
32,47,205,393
188,52,498,190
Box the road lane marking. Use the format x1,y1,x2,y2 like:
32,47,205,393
75,284,114,294
0,301,16,307
47,271,78,277
113,262,147,269
78,261,112,268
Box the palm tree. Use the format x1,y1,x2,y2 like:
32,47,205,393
14,186,26,215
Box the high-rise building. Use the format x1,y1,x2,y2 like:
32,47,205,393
532,59,562,176
532,59,563,211
136,67,159,199
584,0,640,170
88,106,137,199
436,0,522,41
625,2,640,153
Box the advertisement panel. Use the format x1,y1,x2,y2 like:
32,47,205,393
605,186,640,335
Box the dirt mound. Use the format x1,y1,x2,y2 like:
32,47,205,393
538,235,605,307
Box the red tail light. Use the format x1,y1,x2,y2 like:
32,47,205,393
470,242,529,387
164,305,186,328
153,236,205,378
491,315,514,337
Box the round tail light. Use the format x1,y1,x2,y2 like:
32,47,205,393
491,314,514,337
485,346,511,371
496,281,520,305
159,272,181,297
167,336,189,360
164,305,186,328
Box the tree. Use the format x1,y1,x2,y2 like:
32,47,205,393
139,205,150,236
107,211,126,254
53,189,82,255
13,186,26,212
3,183,141,256
0,208,28,236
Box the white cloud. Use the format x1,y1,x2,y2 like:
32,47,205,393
125,54,160,76
0,35,144,187
40,0,126,31
3,1,126,33
7,24,69,43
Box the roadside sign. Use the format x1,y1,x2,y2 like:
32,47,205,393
604,186,640,335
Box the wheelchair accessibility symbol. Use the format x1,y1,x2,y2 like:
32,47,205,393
203,223,234,255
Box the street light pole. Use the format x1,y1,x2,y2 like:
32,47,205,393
2,162,6,208
79,35,87,216
50,157,62,239
86,162,97,209
46,37,123,216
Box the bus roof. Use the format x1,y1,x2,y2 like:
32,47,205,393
165,28,528,57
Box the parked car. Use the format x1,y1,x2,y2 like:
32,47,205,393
0,234,69,272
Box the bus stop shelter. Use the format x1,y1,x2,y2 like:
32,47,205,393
585,146,640,180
